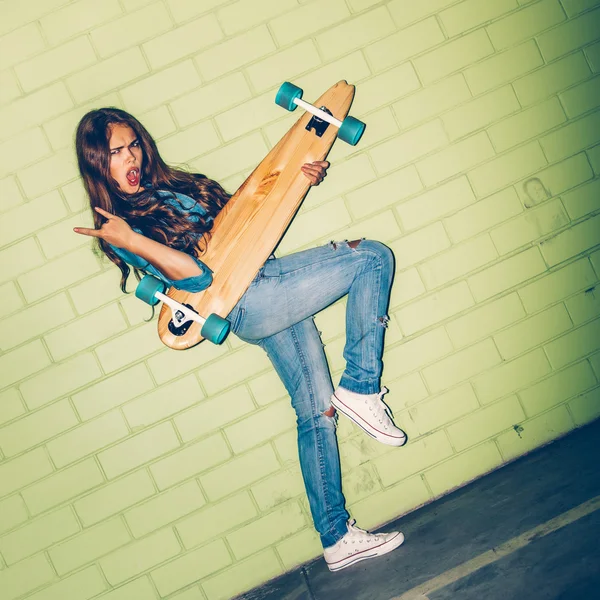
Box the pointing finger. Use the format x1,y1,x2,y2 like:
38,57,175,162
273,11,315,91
94,206,113,218
74,227,102,238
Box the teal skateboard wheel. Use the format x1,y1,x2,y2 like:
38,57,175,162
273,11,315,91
201,314,230,345
338,116,366,146
135,275,166,306
275,82,303,112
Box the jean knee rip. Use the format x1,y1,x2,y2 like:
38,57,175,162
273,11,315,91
378,315,390,328
329,238,364,251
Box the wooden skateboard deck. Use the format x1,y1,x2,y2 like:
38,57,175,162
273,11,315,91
157,80,356,350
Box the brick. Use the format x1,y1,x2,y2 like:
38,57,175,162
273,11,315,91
446,293,527,348
0,128,50,178
366,17,445,73
214,92,282,143
151,540,232,597
569,386,600,425
100,422,181,479
0,555,55,600
0,340,51,388
410,384,480,435
218,0,296,35
544,318,600,368
487,0,566,49
444,86,521,142
125,481,204,538
316,7,396,61
171,73,250,128
25,567,107,600
121,60,201,115
67,48,149,104
566,286,600,324
541,214,600,266
445,187,523,243
0,83,73,142
388,222,451,271
440,0,518,36
0,389,25,427
190,132,269,181
40,0,122,44
47,411,129,467
541,112,600,163
425,441,503,496
0,191,67,249
589,144,600,174
166,0,223,22
384,327,454,377
423,339,503,393
0,448,53,497
0,24,45,70
0,70,21,106
0,399,78,457
15,37,97,93
518,153,593,207
100,529,181,585
202,550,282,600
247,40,322,93
375,430,453,486
68,269,122,314
537,8,600,62
91,3,173,58
96,578,156,600
0,176,23,212
49,519,131,575
144,15,223,70
388,0,459,27
498,405,574,460
370,120,448,175
0,0,70,35
518,258,597,312
0,507,80,565
169,590,204,600
0,282,23,320
249,370,288,406
417,133,496,187
271,0,352,47
72,363,154,421
199,444,281,500
18,149,80,199
74,470,155,526
561,0,600,16
0,293,74,351
276,527,321,571
420,235,499,289
44,305,127,361
585,40,600,71
22,459,103,516
138,105,177,140
465,40,544,95
123,375,204,429
195,26,276,81
397,283,474,335
592,248,600,277
198,342,273,396
95,321,164,373
0,495,28,535
470,142,548,198
514,53,591,108
520,360,596,416
560,75,600,119
250,465,304,512
419,31,495,85
347,166,422,220
150,433,231,490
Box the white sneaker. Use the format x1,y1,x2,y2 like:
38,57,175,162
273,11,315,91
331,386,407,446
324,520,405,572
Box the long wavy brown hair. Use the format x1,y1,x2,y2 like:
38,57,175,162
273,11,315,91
75,107,230,291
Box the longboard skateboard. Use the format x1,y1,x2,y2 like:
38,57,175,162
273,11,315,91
136,80,364,350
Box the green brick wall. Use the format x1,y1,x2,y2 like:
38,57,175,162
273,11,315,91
1,0,599,598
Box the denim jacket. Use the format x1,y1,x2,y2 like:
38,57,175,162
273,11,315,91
110,189,214,293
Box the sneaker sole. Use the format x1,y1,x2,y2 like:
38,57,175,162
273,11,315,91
331,393,407,447
326,531,405,572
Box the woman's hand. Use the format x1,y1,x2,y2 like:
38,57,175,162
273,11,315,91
302,161,329,186
74,207,135,249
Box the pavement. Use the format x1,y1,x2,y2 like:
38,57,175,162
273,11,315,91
241,418,600,600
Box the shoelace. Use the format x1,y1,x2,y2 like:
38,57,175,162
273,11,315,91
343,519,382,545
365,387,393,428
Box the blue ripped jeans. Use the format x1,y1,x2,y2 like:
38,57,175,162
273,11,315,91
227,240,394,548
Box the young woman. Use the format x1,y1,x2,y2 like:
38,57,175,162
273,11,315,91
74,107,407,572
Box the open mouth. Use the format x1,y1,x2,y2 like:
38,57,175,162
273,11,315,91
126,168,140,187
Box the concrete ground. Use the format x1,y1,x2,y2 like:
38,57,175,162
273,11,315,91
241,419,600,600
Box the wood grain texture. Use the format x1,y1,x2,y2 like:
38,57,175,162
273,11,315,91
158,80,356,349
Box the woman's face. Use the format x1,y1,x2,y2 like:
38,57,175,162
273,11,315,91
108,123,143,194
